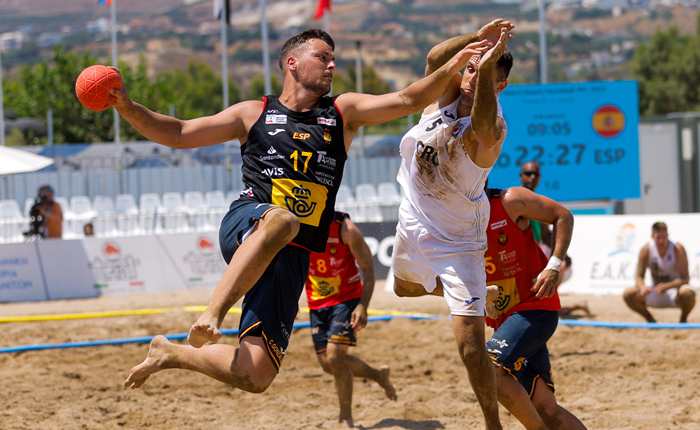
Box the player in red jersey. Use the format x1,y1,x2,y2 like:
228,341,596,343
484,187,586,430
306,212,397,428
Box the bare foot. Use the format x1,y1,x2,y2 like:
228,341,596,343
337,418,354,428
124,335,172,389
377,365,398,401
188,317,222,348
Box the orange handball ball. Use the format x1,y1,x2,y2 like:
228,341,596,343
75,65,123,111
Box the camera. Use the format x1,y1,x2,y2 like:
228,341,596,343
26,195,48,238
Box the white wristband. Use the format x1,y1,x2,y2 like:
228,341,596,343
545,256,563,272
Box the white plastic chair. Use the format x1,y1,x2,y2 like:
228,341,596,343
139,193,163,234
206,190,229,230
377,182,402,203
185,191,210,231
0,199,22,218
0,200,27,243
92,195,116,237
355,184,379,202
355,184,383,222
335,185,361,221
161,192,190,233
377,182,402,221
115,194,140,236
93,195,115,214
70,196,97,237
336,185,355,203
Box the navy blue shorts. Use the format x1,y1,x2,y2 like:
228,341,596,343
219,201,311,372
309,298,360,354
486,309,558,397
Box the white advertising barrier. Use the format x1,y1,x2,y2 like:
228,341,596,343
156,232,228,290
80,235,184,296
0,242,48,302
39,239,99,300
562,213,700,296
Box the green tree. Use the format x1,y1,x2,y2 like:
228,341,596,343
4,47,112,144
157,59,241,120
631,15,700,115
332,65,392,95
3,48,242,144
246,74,283,100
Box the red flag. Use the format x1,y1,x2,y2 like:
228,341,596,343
313,0,331,21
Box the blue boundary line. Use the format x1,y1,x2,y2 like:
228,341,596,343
558,319,700,329
3,314,698,354
0,314,441,354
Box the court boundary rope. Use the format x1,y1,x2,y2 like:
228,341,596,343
2,313,700,354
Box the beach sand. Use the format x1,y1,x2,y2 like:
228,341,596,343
1,283,699,429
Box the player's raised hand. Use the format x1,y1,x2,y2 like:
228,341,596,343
447,39,490,73
479,28,509,71
106,67,132,109
477,19,515,47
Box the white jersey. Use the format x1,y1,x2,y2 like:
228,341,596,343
397,96,506,245
649,239,680,284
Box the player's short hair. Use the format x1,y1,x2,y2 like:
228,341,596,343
496,49,513,82
652,222,668,234
478,48,513,82
278,29,335,71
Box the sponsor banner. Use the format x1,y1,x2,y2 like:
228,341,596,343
0,242,48,302
157,233,228,290
562,213,700,296
81,236,183,296
39,239,99,300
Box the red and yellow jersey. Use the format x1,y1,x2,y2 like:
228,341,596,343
485,189,561,329
305,212,363,310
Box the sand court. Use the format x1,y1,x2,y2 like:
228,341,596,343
1,283,699,430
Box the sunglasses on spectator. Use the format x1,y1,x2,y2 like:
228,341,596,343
521,171,540,177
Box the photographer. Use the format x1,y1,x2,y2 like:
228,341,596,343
31,185,63,239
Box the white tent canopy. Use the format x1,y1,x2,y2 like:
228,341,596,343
0,146,54,175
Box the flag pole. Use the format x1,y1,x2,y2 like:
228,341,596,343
0,51,5,146
260,0,271,95
538,0,547,84
110,0,123,193
220,0,229,109
355,40,365,157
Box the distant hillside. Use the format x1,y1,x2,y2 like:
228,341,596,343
1,0,698,92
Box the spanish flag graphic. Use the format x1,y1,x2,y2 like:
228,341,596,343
592,105,625,138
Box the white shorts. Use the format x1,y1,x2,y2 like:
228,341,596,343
645,286,695,308
391,218,487,317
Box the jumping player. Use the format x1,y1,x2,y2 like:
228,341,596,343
390,19,514,430
119,29,489,394
484,186,586,430
306,212,397,428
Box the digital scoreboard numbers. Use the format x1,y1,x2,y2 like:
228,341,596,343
489,81,640,201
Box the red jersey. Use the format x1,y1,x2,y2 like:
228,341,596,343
485,189,561,329
305,212,363,310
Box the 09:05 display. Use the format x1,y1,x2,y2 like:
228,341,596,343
494,144,585,168
527,122,571,136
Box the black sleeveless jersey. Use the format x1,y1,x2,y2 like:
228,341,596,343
236,95,347,252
